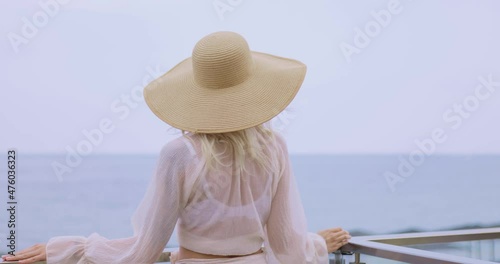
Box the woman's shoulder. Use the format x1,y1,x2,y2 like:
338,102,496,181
159,134,198,160
272,131,289,153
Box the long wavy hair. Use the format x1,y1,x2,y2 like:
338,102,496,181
182,122,282,177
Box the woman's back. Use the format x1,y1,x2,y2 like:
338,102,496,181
177,130,281,256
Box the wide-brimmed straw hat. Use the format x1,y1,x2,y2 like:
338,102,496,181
144,31,306,133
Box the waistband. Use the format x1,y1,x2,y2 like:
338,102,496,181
170,251,267,264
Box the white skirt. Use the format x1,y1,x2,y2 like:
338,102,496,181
170,251,267,264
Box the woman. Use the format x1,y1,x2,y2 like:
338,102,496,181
2,31,350,264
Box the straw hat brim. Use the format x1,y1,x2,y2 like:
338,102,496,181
144,51,306,133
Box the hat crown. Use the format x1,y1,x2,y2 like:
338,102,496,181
192,32,254,89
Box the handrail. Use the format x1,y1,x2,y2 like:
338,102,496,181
341,227,500,264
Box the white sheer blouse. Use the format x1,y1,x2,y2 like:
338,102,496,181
46,132,328,263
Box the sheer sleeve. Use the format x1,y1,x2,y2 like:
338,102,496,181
46,138,189,264
264,134,329,264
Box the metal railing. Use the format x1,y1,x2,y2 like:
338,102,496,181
336,227,500,264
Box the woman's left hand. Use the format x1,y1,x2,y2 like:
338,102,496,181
1,243,47,263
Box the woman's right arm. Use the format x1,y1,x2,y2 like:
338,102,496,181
265,135,327,263
265,135,350,263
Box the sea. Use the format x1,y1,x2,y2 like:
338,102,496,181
0,154,499,262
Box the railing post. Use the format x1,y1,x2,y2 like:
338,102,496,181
331,251,342,264
331,250,362,264
350,253,366,264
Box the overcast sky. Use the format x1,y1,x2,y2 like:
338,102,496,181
1,0,499,155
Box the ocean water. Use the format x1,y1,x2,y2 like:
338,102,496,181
0,154,499,256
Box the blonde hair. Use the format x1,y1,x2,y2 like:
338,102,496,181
183,123,281,176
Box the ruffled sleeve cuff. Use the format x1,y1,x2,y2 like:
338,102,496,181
46,235,87,264
306,232,329,263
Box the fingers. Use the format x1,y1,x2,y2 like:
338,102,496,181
5,249,38,261
2,243,46,263
328,229,351,241
338,230,351,239
4,253,42,263
14,244,40,255
319,227,352,252
331,240,349,252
